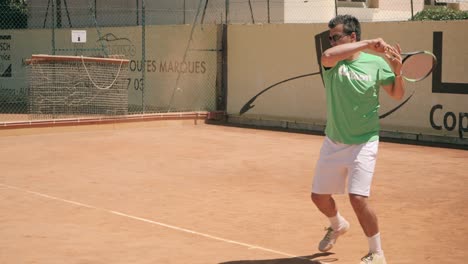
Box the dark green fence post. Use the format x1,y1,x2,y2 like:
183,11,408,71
142,0,146,113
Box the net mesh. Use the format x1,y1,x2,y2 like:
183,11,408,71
27,55,129,119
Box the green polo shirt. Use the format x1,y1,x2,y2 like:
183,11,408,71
322,52,395,144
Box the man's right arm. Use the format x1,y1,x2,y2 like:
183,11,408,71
321,38,389,68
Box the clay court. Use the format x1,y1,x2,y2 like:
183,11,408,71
1,119,467,264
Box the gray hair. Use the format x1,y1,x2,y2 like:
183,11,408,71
328,15,361,41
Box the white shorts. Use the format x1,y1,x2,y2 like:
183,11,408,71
312,137,379,197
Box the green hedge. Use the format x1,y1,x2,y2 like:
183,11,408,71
412,7,468,21
0,0,28,29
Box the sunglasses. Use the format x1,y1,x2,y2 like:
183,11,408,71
328,33,351,42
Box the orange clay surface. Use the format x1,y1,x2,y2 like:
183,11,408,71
1,120,467,264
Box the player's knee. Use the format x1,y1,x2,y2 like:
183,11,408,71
311,192,328,206
349,194,368,211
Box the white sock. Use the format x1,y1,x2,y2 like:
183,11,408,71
328,212,346,231
368,232,383,255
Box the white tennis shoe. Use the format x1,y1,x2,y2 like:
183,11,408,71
359,252,387,264
318,220,350,252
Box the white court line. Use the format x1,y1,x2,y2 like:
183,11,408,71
1,183,326,263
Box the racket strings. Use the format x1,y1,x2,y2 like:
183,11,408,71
401,52,437,82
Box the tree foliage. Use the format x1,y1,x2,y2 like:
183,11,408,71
0,0,28,29
412,7,468,21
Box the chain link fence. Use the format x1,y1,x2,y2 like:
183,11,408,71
1,0,466,123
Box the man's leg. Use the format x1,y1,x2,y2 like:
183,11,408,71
348,194,378,237
311,193,350,252
311,137,351,252
311,193,337,217
349,194,387,264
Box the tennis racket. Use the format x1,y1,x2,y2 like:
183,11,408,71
400,51,437,82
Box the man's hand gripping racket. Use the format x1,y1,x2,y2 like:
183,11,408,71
378,44,438,119
384,44,437,82
372,40,437,82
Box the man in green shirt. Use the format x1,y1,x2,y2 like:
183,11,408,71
311,15,404,264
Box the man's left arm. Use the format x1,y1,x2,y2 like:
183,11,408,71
382,75,405,100
382,44,405,100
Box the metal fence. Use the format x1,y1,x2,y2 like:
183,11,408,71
0,0,467,123
15,0,466,26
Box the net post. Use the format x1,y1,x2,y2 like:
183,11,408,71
142,0,146,114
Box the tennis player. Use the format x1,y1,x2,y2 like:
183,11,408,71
311,15,404,264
